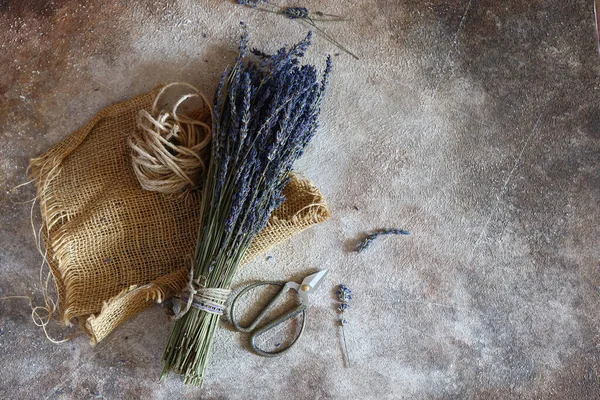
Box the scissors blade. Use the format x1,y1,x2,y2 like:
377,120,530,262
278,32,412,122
294,269,328,304
301,269,329,291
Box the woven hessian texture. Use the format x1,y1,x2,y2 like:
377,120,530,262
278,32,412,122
29,89,330,344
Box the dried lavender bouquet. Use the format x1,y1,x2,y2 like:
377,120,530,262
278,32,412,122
161,29,331,386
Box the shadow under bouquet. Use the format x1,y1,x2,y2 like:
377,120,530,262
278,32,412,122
161,27,331,386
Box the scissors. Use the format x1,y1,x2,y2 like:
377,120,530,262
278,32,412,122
229,269,328,357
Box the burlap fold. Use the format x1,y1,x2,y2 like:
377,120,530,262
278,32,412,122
29,89,330,344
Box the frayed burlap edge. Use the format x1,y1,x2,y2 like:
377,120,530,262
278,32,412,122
29,93,149,329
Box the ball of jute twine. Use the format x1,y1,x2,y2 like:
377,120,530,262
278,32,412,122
129,82,212,195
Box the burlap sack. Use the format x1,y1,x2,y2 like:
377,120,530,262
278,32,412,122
29,89,330,344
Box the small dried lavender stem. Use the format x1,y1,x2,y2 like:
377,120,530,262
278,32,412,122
341,312,350,367
308,18,352,22
337,285,352,368
313,11,352,21
301,18,359,60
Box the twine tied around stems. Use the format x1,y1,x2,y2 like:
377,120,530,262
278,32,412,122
170,268,231,319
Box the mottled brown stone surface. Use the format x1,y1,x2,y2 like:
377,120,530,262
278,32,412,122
1,0,598,399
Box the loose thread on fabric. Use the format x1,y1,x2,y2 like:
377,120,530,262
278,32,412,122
292,201,328,219
31,193,83,343
32,162,84,342
0,195,82,344
170,268,231,320
9,178,36,205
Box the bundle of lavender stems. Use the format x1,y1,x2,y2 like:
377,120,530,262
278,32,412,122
161,28,331,386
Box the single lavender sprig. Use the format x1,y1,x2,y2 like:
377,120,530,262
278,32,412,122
337,284,352,367
237,0,358,59
356,228,410,253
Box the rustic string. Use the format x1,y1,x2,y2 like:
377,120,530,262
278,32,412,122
170,268,231,320
292,201,329,219
129,82,212,195
9,178,36,205
1,180,82,343
30,193,83,343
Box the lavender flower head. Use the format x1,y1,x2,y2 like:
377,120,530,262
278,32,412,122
356,228,410,253
236,1,359,60
237,0,265,7
284,7,309,19
337,284,352,303
337,285,352,320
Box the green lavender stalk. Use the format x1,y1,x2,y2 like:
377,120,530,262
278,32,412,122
337,284,352,367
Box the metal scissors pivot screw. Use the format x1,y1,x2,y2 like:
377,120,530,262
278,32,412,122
229,270,328,357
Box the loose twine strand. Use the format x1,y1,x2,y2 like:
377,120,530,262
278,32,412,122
129,82,213,195
2,178,83,343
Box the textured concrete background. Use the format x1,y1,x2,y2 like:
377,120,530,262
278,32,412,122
1,0,599,399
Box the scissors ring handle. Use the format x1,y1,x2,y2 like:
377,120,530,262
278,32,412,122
250,304,307,357
230,281,308,356
231,281,288,332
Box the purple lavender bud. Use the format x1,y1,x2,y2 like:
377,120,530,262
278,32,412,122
212,153,230,204
320,55,333,94
356,228,410,252
212,69,230,160
240,72,252,142
337,285,352,303
237,0,264,8
251,48,270,59
288,31,312,59
238,23,249,58
283,7,309,19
